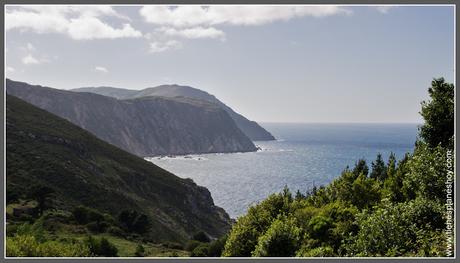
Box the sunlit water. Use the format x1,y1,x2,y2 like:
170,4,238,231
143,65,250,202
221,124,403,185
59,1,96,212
146,123,419,219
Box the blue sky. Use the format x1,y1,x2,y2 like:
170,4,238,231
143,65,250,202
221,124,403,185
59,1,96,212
5,5,455,123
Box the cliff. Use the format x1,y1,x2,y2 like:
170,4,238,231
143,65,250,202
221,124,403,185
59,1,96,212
7,79,257,156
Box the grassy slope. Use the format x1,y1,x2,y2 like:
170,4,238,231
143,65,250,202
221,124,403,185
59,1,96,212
6,95,231,243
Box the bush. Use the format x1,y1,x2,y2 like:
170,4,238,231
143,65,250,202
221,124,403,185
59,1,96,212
6,234,90,257
118,210,151,234
86,222,100,233
72,206,109,225
252,216,302,257
223,191,292,257
401,143,448,202
208,235,228,257
345,200,417,256
296,246,334,257
134,244,145,257
185,240,202,252
191,243,210,257
86,236,118,257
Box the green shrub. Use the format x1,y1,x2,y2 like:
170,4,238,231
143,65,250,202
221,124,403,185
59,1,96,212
223,191,292,257
134,244,145,257
208,235,228,257
252,216,302,257
191,243,210,257
118,210,151,234
85,236,118,257
185,240,202,252
296,246,334,257
6,234,90,257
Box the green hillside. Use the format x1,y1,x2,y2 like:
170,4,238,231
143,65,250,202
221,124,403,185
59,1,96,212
6,94,231,255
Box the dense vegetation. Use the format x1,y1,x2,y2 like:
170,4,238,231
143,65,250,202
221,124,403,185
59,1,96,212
221,78,455,257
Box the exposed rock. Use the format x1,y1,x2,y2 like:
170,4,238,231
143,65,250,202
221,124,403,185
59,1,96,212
7,79,257,156
74,84,276,141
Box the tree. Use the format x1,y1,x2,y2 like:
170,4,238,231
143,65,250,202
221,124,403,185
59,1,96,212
98,238,118,257
352,159,369,178
28,185,54,216
118,210,150,234
308,215,333,241
86,236,118,257
370,153,387,181
208,235,228,257
295,190,305,200
222,192,292,256
383,153,406,202
419,77,454,148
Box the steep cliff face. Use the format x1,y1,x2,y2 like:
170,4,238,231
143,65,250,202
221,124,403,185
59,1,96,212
6,79,257,156
6,95,231,242
74,84,276,141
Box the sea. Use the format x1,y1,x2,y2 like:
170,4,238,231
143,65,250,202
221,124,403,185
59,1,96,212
146,123,419,219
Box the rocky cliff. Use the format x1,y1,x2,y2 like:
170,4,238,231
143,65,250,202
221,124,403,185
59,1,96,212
74,84,276,141
7,79,257,156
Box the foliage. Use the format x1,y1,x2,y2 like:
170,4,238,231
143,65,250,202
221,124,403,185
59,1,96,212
419,77,454,148
191,243,210,257
369,153,387,181
223,78,454,257
296,246,334,257
118,210,151,234
6,234,91,257
27,184,55,216
222,189,292,256
135,244,145,257
352,159,369,178
207,235,228,257
86,236,118,257
252,216,302,257
185,240,203,252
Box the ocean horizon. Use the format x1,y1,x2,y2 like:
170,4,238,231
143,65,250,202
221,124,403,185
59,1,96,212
147,122,419,218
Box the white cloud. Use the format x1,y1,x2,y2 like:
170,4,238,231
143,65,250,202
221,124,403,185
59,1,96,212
149,40,182,53
68,17,142,40
140,5,350,45
94,66,108,73
6,66,15,73
374,5,396,14
6,5,142,40
140,5,351,28
158,26,226,40
22,54,40,65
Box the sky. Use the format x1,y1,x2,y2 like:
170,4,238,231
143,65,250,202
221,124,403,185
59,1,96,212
5,5,455,123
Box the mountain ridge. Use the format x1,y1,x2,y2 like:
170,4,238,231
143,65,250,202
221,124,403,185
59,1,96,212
73,84,276,141
7,79,257,157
